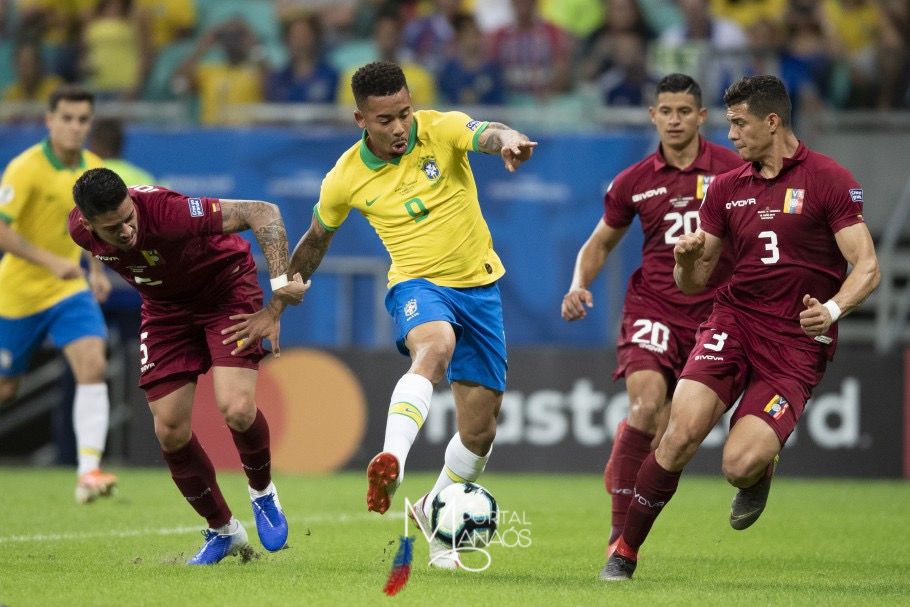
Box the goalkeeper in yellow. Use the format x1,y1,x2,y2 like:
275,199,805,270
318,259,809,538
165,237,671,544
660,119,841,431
287,61,536,569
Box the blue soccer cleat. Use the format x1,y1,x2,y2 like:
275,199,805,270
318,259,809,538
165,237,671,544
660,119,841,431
187,519,248,565
250,483,288,552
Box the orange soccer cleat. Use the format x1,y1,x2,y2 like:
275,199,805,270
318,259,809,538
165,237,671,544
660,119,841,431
366,451,400,514
75,469,118,504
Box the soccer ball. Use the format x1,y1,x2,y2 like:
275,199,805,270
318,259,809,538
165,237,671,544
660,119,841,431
430,482,498,548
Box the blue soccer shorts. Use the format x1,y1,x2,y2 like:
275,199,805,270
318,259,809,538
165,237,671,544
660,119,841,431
0,290,107,376
385,278,507,392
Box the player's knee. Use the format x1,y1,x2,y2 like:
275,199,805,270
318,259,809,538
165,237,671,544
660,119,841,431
154,419,191,451
220,397,256,431
412,342,453,383
459,422,496,455
627,398,662,431
722,452,766,487
72,355,107,384
657,424,700,466
0,378,20,404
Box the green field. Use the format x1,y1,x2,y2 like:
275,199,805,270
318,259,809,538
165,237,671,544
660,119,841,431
0,468,907,606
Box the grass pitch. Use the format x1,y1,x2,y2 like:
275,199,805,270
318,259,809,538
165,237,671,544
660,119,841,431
0,467,907,606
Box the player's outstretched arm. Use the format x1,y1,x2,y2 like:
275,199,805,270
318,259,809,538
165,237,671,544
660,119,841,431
220,199,308,308
288,214,335,284
0,220,82,279
562,218,628,321
673,230,723,295
476,122,538,173
799,222,880,337
218,199,310,357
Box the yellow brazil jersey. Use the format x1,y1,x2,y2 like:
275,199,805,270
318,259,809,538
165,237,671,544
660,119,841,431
0,140,103,318
315,110,504,289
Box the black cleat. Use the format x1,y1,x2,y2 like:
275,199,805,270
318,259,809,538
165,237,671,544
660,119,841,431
599,553,637,581
730,455,779,530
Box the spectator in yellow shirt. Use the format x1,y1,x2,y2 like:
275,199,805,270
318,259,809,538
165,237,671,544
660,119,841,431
173,18,268,125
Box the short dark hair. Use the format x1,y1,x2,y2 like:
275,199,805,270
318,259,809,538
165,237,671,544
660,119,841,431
73,168,128,220
351,61,408,107
723,75,791,127
655,73,702,107
49,84,95,112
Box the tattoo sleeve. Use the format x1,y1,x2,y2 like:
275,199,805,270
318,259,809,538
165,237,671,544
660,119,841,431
221,200,289,278
288,217,334,282
255,216,290,279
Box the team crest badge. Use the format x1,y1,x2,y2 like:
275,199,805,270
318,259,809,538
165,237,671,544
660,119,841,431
696,174,715,200
404,298,419,320
784,188,805,214
420,156,440,181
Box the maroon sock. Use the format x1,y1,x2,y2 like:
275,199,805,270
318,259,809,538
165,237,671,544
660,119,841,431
162,433,231,528
609,424,654,544
621,452,682,553
230,409,272,491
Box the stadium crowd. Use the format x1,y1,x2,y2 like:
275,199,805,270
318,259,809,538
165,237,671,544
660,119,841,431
0,0,907,124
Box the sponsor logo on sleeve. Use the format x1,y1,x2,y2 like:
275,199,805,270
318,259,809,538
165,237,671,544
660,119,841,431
466,120,481,131
849,188,863,203
187,197,204,217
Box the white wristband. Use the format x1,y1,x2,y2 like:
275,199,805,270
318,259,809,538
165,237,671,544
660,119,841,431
822,299,842,322
270,274,289,291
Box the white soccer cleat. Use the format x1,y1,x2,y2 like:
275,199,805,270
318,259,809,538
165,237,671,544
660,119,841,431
409,494,462,570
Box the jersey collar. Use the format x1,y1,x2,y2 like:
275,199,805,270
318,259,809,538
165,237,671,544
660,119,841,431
42,138,85,171
652,136,711,173
359,117,418,170
747,140,808,179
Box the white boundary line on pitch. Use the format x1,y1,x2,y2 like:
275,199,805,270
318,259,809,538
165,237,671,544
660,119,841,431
0,511,405,544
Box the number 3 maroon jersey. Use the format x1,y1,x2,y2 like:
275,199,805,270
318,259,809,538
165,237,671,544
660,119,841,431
698,142,865,355
67,186,258,303
604,138,742,331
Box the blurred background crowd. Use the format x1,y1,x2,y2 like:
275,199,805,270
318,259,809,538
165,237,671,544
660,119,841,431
0,0,908,126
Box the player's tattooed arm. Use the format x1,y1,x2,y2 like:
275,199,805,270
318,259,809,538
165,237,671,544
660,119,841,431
220,199,290,278
477,122,538,172
288,213,335,283
220,199,308,311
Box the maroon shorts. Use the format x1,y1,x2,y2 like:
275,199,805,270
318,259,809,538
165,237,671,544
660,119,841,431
679,309,827,444
138,276,267,401
613,311,698,392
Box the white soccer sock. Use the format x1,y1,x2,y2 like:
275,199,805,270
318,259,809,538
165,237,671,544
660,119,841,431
213,518,240,535
383,373,433,478
249,481,276,499
73,383,110,475
424,433,491,516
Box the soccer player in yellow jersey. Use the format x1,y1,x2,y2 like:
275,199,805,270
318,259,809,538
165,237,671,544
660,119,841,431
0,85,117,504
286,61,536,568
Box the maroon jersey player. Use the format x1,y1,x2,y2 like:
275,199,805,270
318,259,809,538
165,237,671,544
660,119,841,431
602,75,880,581
69,168,308,565
561,74,741,564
